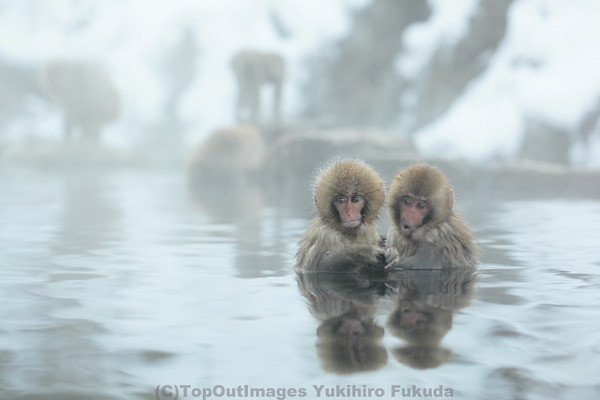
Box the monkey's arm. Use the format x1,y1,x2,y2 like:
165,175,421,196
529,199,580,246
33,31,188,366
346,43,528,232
403,222,479,269
384,232,443,269
385,226,446,270
396,241,445,269
318,244,390,272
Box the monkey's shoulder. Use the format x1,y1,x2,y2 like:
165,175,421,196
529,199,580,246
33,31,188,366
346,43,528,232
426,219,480,267
387,219,479,268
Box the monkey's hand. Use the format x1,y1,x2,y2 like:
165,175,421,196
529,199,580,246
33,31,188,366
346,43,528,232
319,245,388,272
381,247,401,270
360,245,391,269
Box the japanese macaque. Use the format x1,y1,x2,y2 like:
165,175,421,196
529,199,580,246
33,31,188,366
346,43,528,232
294,159,396,272
187,125,265,191
38,59,120,143
231,50,285,125
386,164,479,269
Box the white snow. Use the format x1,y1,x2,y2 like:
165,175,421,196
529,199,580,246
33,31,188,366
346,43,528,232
411,0,600,165
396,0,478,79
1,0,599,165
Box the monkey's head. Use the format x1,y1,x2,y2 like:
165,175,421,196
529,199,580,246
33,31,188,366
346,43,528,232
387,301,452,346
388,164,454,239
314,160,385,232
316,312,387,374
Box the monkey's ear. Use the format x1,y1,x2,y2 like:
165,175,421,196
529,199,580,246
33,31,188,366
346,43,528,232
314,193,319,207
447,188,455,210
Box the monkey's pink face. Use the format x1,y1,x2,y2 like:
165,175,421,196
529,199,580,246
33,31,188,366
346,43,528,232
336,318,367,336
399,196,430,237
334,194,365,229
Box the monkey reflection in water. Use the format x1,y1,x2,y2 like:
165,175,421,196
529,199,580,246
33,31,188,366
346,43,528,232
187,125,266,223
386,268,477,369
297,273,390,374
294,159,397,273
296,268,477,373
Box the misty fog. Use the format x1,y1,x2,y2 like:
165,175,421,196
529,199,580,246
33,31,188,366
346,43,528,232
1,1,600,399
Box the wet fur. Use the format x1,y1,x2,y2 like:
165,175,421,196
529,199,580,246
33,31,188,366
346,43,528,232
295,159,386,272
387,164,480,269
295,218,383,271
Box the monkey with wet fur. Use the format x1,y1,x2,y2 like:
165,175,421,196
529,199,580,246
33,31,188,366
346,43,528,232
386,164,479,269
295,159,397,272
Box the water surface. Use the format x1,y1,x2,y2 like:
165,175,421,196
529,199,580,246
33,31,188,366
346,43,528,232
1,169,599,400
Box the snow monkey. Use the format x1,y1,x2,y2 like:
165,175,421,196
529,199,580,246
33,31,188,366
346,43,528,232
231,50,285,125
295,159,397,272
386,164,479,269
187,125,266,188
38,59,120,143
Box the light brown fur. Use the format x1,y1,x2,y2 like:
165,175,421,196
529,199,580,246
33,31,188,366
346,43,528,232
295,159,389,272
387,164,480,269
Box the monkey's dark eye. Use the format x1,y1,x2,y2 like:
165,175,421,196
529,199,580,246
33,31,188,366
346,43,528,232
402,198,411,206
335,195,347,204
416,201,428,210
351,195,361,203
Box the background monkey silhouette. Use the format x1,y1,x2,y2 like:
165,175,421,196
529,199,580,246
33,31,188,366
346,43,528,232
386,164,479,269
295,159,395,272
231,50,285,125
38,59,120,143
187,125,265,189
